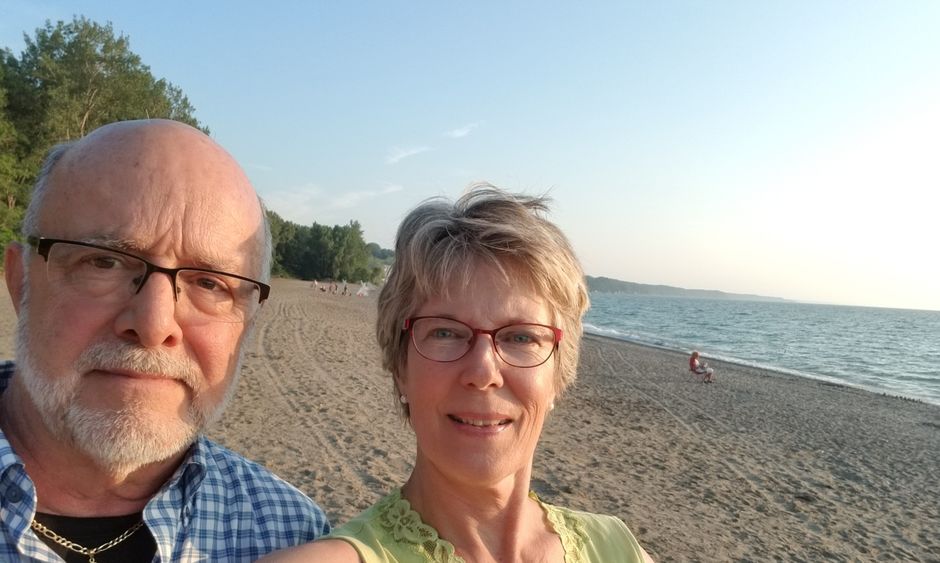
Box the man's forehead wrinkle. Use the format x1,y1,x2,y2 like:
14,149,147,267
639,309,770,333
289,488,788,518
74,232,244,273
40,119,263,276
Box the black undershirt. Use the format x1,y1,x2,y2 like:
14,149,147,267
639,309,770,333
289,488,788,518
32,512,157,562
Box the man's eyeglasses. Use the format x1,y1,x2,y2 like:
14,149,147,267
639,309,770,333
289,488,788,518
27,237,270,324
402,316,562,368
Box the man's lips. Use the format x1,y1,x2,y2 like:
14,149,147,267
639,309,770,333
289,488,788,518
89,368,181,383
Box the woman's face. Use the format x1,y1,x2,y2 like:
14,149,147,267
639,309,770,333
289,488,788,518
398,262,558,487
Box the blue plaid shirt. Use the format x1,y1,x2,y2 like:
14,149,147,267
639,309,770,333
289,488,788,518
0,360,330,561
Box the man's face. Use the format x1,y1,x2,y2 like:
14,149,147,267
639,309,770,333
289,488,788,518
9,121,265,473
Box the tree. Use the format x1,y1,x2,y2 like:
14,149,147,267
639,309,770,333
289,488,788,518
0,16,205,245
366,242,394,262
331,221,371,281
0,68,25,247
266,211,384,283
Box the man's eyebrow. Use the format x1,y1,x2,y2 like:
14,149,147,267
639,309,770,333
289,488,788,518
78,237,243,273
79,236,138,251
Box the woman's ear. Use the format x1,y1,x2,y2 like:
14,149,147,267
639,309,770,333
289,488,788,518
393,371,411,420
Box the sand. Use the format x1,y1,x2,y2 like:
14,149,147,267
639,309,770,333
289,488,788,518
1,277,938,562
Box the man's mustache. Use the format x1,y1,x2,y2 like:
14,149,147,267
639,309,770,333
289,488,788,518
75,341,202,393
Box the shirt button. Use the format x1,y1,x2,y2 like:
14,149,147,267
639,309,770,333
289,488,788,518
6,487,23,503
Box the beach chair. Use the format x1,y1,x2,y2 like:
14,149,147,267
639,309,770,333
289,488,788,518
689,364,710,382
689,352,715,383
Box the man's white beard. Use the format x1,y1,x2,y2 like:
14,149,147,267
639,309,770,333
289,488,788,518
14,299,243,475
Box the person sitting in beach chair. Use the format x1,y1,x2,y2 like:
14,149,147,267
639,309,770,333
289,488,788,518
690,350,715,383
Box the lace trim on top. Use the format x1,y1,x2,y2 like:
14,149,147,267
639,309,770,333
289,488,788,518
530,491,588,561
372,489,589,563
374,489,462,562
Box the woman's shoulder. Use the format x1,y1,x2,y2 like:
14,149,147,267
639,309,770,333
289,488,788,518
533,494,647,563
256,494,406,563
542,501,638,544
327,488,462,563
257,538,360,562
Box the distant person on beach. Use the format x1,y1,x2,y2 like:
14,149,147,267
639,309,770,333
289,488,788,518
355,281,369,297
262,185,654,562
0,120,328,561
690,350,715,383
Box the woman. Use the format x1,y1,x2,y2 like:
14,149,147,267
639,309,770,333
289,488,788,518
263,185,654,562
690,351,715,383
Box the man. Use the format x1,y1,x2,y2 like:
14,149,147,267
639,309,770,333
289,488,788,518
0,120,329,561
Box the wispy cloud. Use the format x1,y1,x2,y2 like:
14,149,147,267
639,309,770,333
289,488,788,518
386,146,431,165
444,122,480,139
262,182,406,224
330,183,405,209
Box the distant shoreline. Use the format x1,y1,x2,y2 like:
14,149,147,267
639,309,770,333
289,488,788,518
586,275,788,302
587,278,940,313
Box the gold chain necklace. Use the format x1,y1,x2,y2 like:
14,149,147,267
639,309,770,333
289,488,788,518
30,518,145,563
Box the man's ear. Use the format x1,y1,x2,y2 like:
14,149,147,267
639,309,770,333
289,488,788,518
4,243,26,315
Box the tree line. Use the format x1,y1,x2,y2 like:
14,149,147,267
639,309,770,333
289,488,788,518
268,211,390,283
1,16,391,282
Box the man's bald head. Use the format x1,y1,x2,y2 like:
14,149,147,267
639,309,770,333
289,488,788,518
23,119,271,281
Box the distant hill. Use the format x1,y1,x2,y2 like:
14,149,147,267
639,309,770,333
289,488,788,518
586,276,786,302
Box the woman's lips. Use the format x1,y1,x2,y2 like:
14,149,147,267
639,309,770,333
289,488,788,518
448,413,513,430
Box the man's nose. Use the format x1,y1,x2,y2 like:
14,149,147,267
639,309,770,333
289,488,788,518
115,271,184,348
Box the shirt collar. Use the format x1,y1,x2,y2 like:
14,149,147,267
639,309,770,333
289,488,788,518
161,436,210,504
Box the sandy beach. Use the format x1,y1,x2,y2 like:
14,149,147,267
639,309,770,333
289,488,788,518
1,277,938,561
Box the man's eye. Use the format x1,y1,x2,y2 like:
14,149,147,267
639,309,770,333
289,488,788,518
79,253,131,270
89,256,120,269
193,276,230,293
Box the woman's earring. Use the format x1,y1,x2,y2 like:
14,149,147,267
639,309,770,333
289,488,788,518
399,395,408,404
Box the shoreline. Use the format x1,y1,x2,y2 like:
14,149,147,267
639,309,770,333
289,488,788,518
586,330,940,409
1,278,938,560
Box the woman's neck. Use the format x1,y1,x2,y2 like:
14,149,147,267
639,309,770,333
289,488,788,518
401,459,562,562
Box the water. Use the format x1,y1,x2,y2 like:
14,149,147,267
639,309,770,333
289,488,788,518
584,293,940,407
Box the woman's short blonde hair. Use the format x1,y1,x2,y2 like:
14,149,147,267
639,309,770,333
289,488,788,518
376,184,590,417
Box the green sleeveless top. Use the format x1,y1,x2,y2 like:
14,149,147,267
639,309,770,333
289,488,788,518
327,488,645,562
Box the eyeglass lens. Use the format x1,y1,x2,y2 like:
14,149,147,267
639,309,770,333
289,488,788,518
409,317,557,367
43,241,262,323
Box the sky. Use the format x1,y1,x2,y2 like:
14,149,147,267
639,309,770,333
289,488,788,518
2,1,938,311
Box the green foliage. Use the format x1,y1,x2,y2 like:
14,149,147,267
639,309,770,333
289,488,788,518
366,242,395,262
0,16,205,246
267,210,390,283
365,242,393,282
0,64,26,248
